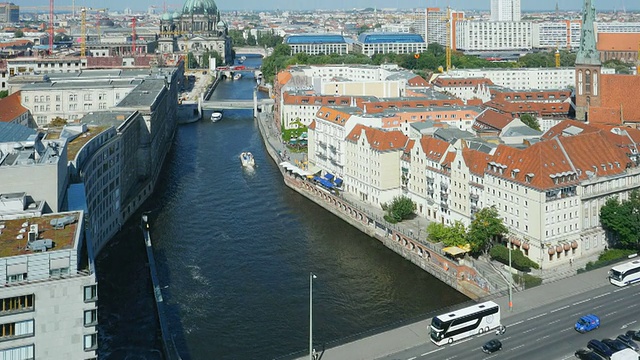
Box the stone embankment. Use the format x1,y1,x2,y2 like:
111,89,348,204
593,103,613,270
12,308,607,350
254,111,498,300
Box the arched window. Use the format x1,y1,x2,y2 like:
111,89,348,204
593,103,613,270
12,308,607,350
578,70,583,96
593,71,598,96
585,70,591,94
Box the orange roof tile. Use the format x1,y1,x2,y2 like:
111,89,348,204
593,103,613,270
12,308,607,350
0,91,28,123
433,77,494,88
316,106,359,127
473,109,514,131
346,124,408,152
590,74,640,124
419,136,450,161
462,147,492,176
276,71,292,86
597,33,640,51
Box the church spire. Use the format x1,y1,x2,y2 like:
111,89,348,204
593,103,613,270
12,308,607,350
576,0,600,65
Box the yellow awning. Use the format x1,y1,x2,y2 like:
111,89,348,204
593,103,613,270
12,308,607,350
442,245,469,256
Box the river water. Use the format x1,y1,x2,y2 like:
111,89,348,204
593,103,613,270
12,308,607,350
96,56,468,360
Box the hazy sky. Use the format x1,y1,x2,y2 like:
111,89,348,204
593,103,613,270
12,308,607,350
14,0,639,12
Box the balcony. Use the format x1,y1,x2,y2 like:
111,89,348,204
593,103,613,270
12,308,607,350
470,193,479,200
440,192,449,199
440,182,448,190
317,141,327,149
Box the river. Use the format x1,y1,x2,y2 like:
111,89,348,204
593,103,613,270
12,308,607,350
96,55,469,360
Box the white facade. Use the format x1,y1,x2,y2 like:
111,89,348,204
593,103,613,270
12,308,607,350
320,80,404,98
6,58,87,76
344,126,406,207
443,68,575,90
456,21,532,51
533,21,582,49
0,211,98,359
20,81,137,126
354,41,428,57
491,0,521,22
288,42,349,56
596,22,640,34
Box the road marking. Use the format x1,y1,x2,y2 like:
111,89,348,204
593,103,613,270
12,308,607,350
560,328,571,333
511,344,526,351
604,311,618,316
528,312,548,320
593,304,605,309
612,298,626,303
550,305,570,313
421,348,443,357
549,319,562,325
572,299,591,305
523,327,537,334
537,335,551,342
614,287,629,292
449,338,472,347
622,320,638,329
593,292,610,299
408,357,416,360
510,320,524,326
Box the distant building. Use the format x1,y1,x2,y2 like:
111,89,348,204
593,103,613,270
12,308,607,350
284,34,349,55
426,8,464,49
354,32,428,57
456,21,532,51
491,0,521,22
533,20,582,49
158,0,232,64
0,2,19,23
440,68,576,90
0,91,31,127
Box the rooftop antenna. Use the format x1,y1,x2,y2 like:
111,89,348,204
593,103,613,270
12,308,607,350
555,1,559,15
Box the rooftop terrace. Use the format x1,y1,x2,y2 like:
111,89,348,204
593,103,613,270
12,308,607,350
66,126,109,161
0,212,79,258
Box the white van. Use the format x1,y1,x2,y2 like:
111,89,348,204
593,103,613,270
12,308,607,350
611,348,640,360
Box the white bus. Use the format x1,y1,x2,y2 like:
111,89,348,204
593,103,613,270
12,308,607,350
609,259,640,287
430,301,501,346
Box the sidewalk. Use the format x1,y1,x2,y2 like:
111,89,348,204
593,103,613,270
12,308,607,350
288,265,613,360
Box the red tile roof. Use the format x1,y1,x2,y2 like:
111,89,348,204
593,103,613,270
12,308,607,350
276,71,292,86
473,109,514,131
597,33,640,51
361,98,464,114
589,74,640,124
420,136,450,161
432,77,494,88
346,124,408,152
316,106,360,127
462,147,492,176
0,91,28,123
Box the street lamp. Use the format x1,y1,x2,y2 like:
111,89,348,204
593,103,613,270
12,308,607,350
309,272,317,360
508,244,513,312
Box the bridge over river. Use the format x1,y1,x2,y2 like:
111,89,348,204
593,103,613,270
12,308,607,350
201,98,274,110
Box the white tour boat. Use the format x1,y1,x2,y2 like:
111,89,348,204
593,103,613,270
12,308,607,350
211,111,223,122
240,152,255,168
233,73,242,81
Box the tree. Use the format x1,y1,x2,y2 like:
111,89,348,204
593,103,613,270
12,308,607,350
383,196,416,223
228,29,247,46
600,191,640,249
186,52,198,69
49,117,67,127
0,90,8,99
246,33,257,46
520,113,541,131
201,50,222,68
257,32,283,48
427,221,467,247
467,206,507,254
14,29,24,38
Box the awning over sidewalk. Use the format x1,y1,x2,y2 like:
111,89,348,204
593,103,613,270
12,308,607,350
442,245,470,256
280,161,311,176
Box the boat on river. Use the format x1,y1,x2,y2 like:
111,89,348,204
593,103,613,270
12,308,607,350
240,152,255,168
211,111,223,122
233,73,242,81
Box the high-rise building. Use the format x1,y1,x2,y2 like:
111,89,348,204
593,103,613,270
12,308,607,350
0,2,19,23
426,8,464,49
490,0,521,22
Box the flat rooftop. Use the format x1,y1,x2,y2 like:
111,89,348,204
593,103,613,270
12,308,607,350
0,137,64,168
66,126,110,161
116,79,166,108
81,111,137,128
0,212,80,258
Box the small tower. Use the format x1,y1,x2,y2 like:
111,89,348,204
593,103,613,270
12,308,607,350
575,0,602,122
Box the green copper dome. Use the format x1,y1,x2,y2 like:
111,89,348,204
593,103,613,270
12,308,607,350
161,12,172,21
181,0,217,15
172,11,181,19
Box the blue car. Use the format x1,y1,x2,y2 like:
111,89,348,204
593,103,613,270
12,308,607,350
575,314,600,333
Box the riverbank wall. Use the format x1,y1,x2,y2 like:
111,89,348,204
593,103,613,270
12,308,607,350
254,112,495,300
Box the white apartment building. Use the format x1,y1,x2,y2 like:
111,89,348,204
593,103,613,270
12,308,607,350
344,124,407,206
0,134,68,212
455,21,532,51
425,8,465,48
596,22,640,34
321,80,404,98
19,80,137,126
309,106,382,177
6,57,87,76
491,0,521,22
441,68,575,90
354,33,428,57
533,21,582,49
280,92,355,130
0,210,98,359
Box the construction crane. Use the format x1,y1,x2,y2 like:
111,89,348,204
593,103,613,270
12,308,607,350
555,43,561,68
445,6,451,72
94,8,108,41
131,17,137,54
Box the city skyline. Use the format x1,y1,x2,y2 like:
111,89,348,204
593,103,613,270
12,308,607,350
12,0,640,12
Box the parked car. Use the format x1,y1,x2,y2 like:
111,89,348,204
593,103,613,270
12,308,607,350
602,338,629,352
616,334,640,351
575,349,605,359
482,339,502,354
625,330,640,342
587,339,615,359
576,314,601,333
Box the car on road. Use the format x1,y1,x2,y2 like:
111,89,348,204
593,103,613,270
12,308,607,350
602,338,630,352
616,334,640,351
576,314,601,333
482,339,502,354
587,339,614,359
575,349,605,359
625,330,640,342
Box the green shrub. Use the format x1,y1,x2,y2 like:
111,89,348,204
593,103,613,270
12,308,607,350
513,273,542,288
489,245,540,272
578,249,638,273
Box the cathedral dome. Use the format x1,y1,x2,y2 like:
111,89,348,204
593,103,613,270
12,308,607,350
181,0,218,15
172,11,181,19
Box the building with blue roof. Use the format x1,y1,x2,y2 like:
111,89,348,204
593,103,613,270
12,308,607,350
284,34,350,55
355,32,428,57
